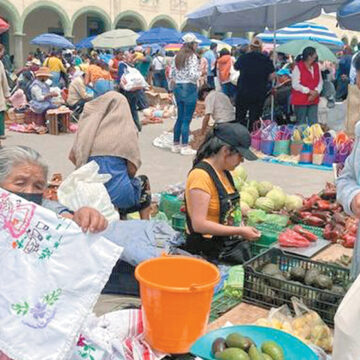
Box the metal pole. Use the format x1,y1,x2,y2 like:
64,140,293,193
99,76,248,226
271,3,277,122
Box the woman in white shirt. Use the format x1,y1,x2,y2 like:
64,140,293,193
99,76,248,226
291,47,323,125
170,33,201,156
152,51,167,89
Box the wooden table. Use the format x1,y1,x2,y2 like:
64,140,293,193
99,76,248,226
207,244,352,331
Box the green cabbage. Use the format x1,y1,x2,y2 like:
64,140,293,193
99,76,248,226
285,195,303,212
234,177,244,191
255,197,275,213
266,188,286,210
249,180,258,188
242,185,259,201
240,191,255,207
233,165,247,181
257,181,274,197
247,209,267,223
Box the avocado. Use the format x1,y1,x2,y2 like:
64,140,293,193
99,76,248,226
212,338,227,356
262,263,281,277
215,348,250,360
248,345,264,360
304,268,321,286
290,267,306,282
261,355,272,360
226,333,254,351
314,275,333,290
261,341,284,360
269,273,286,289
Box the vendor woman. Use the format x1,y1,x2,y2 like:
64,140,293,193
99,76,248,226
184,122,261,264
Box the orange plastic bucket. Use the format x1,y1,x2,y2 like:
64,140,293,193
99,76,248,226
135,255,220,354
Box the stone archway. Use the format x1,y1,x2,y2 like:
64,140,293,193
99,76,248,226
114,11,147,32
22,1,71,57
71,7,112,43
149,15,178,30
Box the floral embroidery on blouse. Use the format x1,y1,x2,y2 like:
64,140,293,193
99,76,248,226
170,54,201,84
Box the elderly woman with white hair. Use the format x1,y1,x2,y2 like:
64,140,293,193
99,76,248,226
0,145,107,233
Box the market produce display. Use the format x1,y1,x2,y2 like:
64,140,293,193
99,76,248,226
212,332,284,360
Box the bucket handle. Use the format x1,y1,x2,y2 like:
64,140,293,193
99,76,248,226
189,284,205,292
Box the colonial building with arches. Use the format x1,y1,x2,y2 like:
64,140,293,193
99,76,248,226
0,0,207,67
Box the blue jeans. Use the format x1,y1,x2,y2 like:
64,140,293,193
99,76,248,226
51,72,61,87
153,70,168,90
207,75,215,88
173,83,197,145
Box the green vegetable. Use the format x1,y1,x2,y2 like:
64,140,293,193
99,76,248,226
266,188,286,210
224,266,244,299
257,181,274,197
261,341,284,360
234,177,244,191
225,334,254,352
233,166,247,181
262,354,272,360
247,209,267,223
248,345,264,360
255,197,275,213
240,191,255,208
215,348,250,360
264,214,288,226
285,195,303,212
242,185,259,201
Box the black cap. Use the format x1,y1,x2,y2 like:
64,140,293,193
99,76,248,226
214,123,257,161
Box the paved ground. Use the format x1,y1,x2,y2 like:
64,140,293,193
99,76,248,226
3,116,333,195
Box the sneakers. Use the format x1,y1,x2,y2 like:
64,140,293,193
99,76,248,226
171,144,181,153
180,146,196,156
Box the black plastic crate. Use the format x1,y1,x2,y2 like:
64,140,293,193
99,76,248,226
102,260,140,296
243,248,351,326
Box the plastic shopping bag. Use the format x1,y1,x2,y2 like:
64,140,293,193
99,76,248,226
121,66,148,92
58,161,120,223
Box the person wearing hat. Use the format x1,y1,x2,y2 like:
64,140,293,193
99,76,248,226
29,67,58,114
183,122,261,263
170,32,201,155
234,37,275,131
67,70,92,114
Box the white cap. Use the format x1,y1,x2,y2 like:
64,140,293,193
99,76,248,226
182,32,201,44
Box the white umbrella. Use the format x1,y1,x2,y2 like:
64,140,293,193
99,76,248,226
92,29,139,49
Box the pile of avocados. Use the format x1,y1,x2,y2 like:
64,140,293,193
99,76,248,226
212,333,284,360
257,263,348,322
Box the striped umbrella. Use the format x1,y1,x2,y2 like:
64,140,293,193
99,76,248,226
164,43,183,52
257,22,344,51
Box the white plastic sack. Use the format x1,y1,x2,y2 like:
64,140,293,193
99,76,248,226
230,65,239,86
0,188,123,360
58,161,119,223
333,275,360,360
121,66,148,92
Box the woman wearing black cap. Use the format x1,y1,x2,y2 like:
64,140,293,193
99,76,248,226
183,122,261,264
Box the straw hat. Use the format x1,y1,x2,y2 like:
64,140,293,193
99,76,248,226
182,32,201,44
250,37,263,50
35,67,53,78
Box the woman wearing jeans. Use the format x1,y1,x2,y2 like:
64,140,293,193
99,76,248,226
170,33,201,156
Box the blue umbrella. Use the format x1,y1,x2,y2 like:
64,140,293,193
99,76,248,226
140,43,162,53
30,33,74,49
338,0,360,30
186,0,348,33
137,27,182,44
258,22,344,51
75,35,97,49
223,37,249,46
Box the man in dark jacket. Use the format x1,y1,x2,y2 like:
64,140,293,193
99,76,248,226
234,38,275,131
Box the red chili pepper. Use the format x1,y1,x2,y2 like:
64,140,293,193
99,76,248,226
302,216,326,227
292,225,318,242
279,230,310,248
342,233,356,248
298,211,313,219
316,200,332,211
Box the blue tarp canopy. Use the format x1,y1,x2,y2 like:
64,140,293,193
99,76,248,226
30,33,74,49
137,27,182,44
338,0,360,31
223,37,249,46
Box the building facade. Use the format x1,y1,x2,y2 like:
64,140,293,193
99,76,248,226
0,0,207,67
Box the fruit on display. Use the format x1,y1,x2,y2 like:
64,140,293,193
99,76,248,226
242,185,260,202
266,189,287,211
233,165,248,182
255,198,275,213
257,181,274,197
241,191,256,208
213,333,284,360
284,195,303,212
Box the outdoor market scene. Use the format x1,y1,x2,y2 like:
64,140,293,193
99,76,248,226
4,0,360,359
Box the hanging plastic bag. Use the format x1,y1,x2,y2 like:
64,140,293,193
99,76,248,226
230,65,240,86
120,66,148,92
57,161,120,223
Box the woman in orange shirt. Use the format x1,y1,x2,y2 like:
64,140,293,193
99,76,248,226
184,122,261,264
85,60,113,97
